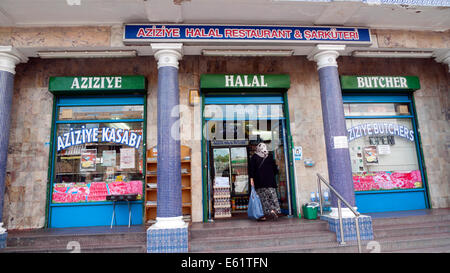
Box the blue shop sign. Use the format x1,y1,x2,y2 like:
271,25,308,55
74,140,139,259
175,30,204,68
124,24,371,45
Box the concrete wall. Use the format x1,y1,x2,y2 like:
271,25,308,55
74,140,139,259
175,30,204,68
3,56,448,230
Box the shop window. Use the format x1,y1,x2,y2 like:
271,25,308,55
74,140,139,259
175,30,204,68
344,103,411,117
204,104,284,120
344,102,423,192
58,105,144,121
52,98,144,204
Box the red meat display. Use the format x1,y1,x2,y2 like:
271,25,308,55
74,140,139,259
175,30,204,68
353,170,422,191
52,180,143,203
87,182,108,202
107,180,143,196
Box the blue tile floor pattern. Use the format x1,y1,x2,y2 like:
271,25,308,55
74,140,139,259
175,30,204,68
321,215,374,242
0,232,7,249
147,227,188,253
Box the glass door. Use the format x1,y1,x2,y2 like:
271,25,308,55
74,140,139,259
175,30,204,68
230,147,249,197
206,117,293,218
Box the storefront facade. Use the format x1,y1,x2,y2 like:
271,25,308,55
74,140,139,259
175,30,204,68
47,76,147,227
0,1,449,234
341,76,429,213
1,53,448,230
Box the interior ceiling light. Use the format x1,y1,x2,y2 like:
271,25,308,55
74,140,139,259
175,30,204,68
66,0,81,6
202,49,294,57
37,50,137,59
352,51,434,58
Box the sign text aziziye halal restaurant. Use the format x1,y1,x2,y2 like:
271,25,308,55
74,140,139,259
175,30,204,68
124,24,371,45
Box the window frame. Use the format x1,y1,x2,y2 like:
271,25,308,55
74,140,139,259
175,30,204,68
343,93,427,195
48,95,147,207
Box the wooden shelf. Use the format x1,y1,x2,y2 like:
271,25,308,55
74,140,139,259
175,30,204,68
145,145,192,226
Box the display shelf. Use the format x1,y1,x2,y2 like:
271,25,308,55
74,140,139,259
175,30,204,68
213,185,232,219
144,145,192,226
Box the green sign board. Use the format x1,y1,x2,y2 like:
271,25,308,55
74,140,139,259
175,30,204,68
49,75,147,94
200,74,290,90
340,75,420,90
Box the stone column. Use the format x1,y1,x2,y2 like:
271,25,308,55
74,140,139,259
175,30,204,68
308,45,356,217
308,45,374,243
147,43,187,253
0,46,27,248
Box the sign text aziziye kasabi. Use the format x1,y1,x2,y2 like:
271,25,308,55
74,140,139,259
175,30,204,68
57,126,142,152
124,25,371,44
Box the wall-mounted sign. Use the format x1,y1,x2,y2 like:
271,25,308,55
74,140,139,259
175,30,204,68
293,146,302,161
124,24,371,45
201,74,290,90
347,122,414,142
57,126,143,152
340,76,420,90
49,75,146,94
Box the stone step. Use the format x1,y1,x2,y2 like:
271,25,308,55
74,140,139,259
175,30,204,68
189,218,328,239
373,220,450,239
388,245,450,253
374,232,450,253
6,231,146,248
0,226,147,253
1,243,146,253
192,239,357,253
189,230,336,252
198,231,450,253
371,213,450,227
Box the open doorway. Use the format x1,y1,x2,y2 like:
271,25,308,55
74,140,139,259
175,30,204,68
204,102,293,220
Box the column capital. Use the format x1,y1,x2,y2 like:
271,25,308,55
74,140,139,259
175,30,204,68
434,50,450,73
307,44,346,70
151,43,183,69
0,46,28,74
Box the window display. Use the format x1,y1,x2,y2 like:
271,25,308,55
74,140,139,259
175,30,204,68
345,104,423,192
52,119,144,203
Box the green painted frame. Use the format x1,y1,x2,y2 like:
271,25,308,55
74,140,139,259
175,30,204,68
44,76,148,228
200,90,297,222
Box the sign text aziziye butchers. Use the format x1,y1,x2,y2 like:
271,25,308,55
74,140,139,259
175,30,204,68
124,24,371,45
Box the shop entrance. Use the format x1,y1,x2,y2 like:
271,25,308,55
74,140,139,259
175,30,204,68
203,95,294,221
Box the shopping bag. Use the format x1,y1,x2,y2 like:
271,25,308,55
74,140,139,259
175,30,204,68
247,187,264,220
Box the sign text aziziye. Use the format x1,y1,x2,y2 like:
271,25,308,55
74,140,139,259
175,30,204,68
49,75,146,93
124,24,371,45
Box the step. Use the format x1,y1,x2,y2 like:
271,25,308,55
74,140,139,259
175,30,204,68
388,244,450,253
196,232,450,253
373,220,450,239
189,230,336,252
373,232,450,253
371,213,450,227
1,243,146,253
191,239,360,253
190,219,328,239
6,232,146,248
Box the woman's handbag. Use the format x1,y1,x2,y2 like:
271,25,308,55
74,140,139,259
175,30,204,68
247,186,264,220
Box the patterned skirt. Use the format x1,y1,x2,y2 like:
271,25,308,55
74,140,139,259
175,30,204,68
255,187,281,215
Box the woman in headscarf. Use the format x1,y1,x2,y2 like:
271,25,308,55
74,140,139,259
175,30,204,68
249,142,281,221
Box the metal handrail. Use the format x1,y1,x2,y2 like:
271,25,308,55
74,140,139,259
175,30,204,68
316,173,362,253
